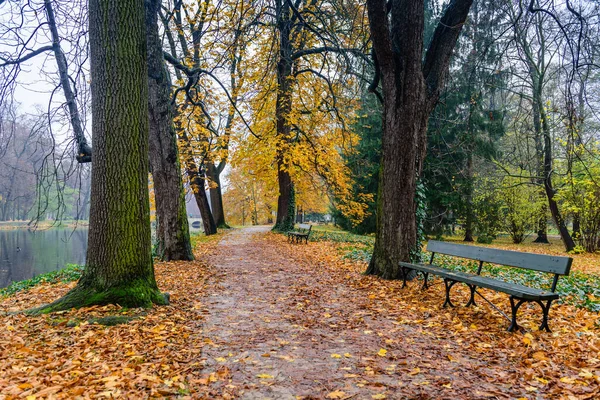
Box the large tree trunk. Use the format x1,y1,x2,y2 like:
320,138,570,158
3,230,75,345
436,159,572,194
32,0,168,313
365,0,473,278
146,0,193,261
273,0,296,232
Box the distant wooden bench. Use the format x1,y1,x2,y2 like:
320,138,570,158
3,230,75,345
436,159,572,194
399,241,573,332
287,223,312,244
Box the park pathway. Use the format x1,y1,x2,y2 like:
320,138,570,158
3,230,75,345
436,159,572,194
197,226,512,399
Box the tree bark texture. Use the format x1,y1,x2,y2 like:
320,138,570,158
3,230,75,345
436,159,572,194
365,0,473,278
32,0,168,313
145,0,193,261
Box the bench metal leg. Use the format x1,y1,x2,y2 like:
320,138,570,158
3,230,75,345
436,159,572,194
466,284,477,307
421,272,430,290
534,299,554,332
443,279,457,307
508,296,525,332
401,267,409,288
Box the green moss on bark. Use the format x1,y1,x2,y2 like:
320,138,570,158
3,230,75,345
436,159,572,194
27,279,169,315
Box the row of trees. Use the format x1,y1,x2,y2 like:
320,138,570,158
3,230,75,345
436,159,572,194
334,0,600,255
0,0,597,311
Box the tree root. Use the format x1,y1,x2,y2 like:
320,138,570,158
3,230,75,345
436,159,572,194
27,280,169,315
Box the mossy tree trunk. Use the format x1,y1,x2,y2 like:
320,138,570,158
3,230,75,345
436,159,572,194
31,0,168,313
146,0,193,261
365,0,473,279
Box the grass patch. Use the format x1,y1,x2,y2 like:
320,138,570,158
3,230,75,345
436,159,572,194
309,230,375,245
0,264,84,297
190,229,226,248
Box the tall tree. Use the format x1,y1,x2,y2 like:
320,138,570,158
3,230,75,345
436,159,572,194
34,0,168,312
268,0,369,231
509,4,575,251
365,0,473,278
146,0,194,261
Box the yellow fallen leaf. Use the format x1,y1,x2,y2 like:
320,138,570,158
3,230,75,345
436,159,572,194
331,353,342,359
579,370,594,379
523,333,534,346
560,376,576,384
377,348,387,357
535,377,549,384
409,367,421,376
344,353,352,358
326,390,346,399
442,383,452,388
215,357,226,362
372,394,386,399
256,373,274,379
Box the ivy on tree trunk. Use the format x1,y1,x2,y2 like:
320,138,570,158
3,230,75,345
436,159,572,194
365,0,474,279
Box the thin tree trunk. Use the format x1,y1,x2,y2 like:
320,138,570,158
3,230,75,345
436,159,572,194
145,0,193,261
33,0,168,313
540,105,575,251
160,6,217,236
531,78,550,244
206,162,227,228
463,151,474,242
179,131,217,235
273,0,296,232
44,0,92,162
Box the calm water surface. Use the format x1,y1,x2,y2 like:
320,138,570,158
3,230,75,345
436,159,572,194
0,228,88,289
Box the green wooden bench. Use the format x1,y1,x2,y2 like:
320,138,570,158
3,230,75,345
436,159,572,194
287,223,312,244
399,240,573,332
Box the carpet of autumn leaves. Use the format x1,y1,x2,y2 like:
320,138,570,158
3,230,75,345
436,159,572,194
1,226,600,399
0,234,221,399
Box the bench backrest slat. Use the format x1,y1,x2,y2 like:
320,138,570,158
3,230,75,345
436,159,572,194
297,223,312,232
426,240,572,275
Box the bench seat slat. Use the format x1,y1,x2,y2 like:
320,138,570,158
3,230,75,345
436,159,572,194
399,262,559,301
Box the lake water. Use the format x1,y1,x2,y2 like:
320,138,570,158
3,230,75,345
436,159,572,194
0,228,88,289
